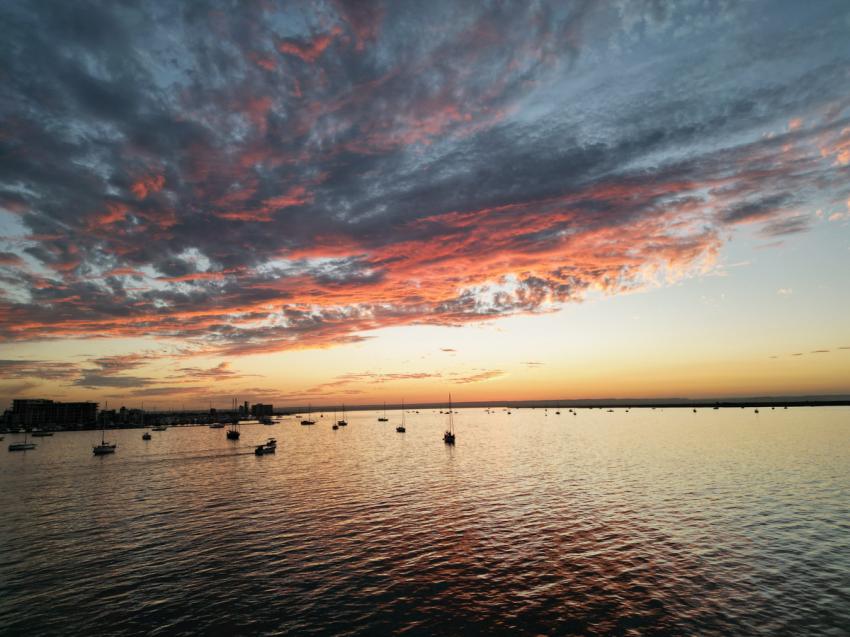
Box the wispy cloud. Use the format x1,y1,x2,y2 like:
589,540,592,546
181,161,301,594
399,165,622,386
451,370,505,384
0,359,80,381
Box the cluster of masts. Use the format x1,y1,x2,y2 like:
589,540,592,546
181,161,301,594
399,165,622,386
6,394,462,453
6,402,794,454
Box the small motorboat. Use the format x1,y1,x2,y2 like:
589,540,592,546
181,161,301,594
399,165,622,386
260,416,274,425
142,431,152,440
209,422,225,428
255,438,277,455
151,425,167,431
31,430,54,437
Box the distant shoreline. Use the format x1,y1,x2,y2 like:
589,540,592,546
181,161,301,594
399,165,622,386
306,399,850,412
4,398,847,432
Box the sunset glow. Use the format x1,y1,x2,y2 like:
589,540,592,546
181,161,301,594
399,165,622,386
1,1,848,408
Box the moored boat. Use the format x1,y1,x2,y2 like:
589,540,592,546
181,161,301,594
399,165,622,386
301,403,316,425
226,397,241,439
443,395,456,444
93,423,117,455
9,431,36,452
254,438,277,455
396,399,406,433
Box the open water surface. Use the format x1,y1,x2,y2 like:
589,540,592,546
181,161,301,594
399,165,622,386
1,407,848,635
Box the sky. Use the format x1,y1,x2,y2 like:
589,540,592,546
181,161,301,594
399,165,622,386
1,0,849,409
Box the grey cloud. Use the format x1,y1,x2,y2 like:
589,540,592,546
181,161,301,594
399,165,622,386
0,0,848,352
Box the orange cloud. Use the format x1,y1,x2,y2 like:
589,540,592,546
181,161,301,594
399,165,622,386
277,27,341,63
131,174,166,200
247,52,276,71
217,185,312,221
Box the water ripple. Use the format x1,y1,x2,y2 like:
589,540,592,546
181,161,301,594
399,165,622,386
1,408,848,635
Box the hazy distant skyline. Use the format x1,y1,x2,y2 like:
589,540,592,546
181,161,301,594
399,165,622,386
1,1,849,408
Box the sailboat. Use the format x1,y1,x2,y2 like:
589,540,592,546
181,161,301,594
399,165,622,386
93,420,117,455
337,404,348,426
443,395,456,444
378,402,388,422
226,397,241,439
9,430,37,452
300,404,316,425
396,399,406,433
332,407,339,430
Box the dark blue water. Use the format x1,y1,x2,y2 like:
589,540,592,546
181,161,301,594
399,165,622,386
1,407,848,635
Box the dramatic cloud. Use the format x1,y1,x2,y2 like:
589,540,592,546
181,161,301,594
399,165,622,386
0,1,848,357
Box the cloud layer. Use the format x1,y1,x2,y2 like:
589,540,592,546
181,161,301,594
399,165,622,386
1,0,849,357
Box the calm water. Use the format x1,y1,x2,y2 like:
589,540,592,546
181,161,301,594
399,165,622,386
1,407,848,636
